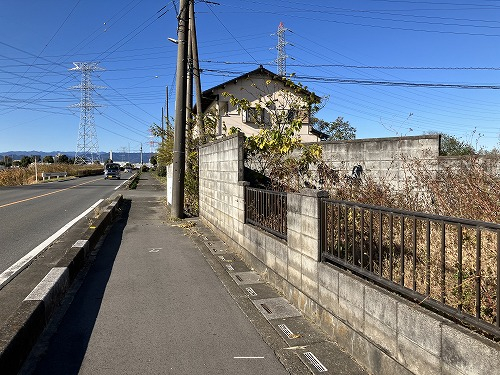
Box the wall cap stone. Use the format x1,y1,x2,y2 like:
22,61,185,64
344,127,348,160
198,132,244,150
303,134,440,146
297,188,329,198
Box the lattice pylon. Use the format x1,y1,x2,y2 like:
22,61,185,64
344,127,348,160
276,22,289,77
69,62,104,164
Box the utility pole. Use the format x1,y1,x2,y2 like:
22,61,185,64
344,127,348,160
171,0,189,219
186,17,193,128
165,86,169,127
190,0,204,141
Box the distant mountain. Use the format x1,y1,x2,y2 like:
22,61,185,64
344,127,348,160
0,151,153,164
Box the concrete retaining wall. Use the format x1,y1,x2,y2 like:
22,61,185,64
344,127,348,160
199,133,500,375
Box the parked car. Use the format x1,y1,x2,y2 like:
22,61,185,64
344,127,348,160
104,163,121,179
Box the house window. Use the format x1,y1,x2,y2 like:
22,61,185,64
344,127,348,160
287,109,309,124
242,107,263,124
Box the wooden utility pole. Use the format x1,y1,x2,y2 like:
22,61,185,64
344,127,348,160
171,0,189,219
189,0,204,140
186,13,193,127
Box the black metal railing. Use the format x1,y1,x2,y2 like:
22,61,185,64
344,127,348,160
320,199,500,339
245,187,287,240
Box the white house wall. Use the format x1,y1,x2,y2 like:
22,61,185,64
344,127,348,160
206,75,319,142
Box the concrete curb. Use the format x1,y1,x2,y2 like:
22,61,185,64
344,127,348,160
0,195,123,375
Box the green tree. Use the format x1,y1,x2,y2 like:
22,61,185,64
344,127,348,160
312,116,356,141
19,156,31,168
56,154,69,163
439,134,475,156
150,122,174,166
149,111,218,215
223,77,323,176
43,155,54,163
0,156,12,167
222,77,325,191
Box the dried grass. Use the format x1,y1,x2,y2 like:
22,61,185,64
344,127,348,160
0,164,103,186
305,154,499,327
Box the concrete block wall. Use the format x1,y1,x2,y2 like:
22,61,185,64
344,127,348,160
314,135,441,190
199,134,245,242
198,134,500,375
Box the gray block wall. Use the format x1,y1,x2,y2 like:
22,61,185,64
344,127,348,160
198,133,500,375
314,135,441,190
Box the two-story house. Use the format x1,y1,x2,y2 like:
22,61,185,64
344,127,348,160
197,65,326,142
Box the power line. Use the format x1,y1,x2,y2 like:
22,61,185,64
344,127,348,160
199,59,500,71
202,69,500,89
204,2,260,64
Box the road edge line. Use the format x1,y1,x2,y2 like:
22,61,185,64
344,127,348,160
0,199,104,291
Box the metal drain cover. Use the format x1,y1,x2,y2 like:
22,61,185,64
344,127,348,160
203,240,227,254
278,324,297,339
229,272,262,285
252,297,302,320
303,352,328,372
245,287,258,297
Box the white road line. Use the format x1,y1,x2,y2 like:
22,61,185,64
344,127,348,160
114,174,134,190
233,357,265,359
0,199,104,290
114,181,126,190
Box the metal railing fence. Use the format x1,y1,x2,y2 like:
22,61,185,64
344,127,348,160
320,199,500,339
244,187,287,240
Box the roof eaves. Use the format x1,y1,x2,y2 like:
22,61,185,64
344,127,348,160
197,65,321,111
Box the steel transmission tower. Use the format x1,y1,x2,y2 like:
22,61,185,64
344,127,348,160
276,22,289,76
70,62,104,164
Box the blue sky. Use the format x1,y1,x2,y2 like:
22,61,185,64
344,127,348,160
1,0,499,154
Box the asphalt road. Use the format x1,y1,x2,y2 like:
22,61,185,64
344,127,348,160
0,173,131,275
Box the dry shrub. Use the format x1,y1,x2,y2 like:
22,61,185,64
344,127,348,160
407,155,499,223
323,154,499,223
320,155,499,327
0,164,104,186
0,168,32,186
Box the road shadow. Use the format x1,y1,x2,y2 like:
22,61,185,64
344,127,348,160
25,199,132,375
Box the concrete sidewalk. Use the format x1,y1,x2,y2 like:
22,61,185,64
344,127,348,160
22,173,368,375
